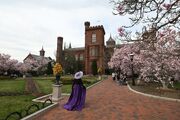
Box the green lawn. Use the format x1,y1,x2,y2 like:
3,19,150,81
0,79,25,94
35,79,54,94
0,76,101,95
0,75,103,119
34,76,101,94
32,76,54,80
174,81,180,89
35,78,73,94
130,81,180,99
62,84,73,93
0,95,37,120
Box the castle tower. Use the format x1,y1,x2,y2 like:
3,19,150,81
84,21,105,74
56,36,63,64
40,47,45,57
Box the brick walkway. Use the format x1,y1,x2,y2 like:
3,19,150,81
35,77,180,120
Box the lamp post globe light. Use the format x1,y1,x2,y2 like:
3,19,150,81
129,53,135,86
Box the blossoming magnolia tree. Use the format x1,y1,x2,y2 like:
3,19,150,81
24,57,49,74
15,62,31,75
108,43,142,76
109,27,180,88
0,53,49,76
140,28,180,88
109,0,180,88
0,54,20,75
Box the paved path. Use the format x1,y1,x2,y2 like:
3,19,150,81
35,77,180,120
25,77,40,94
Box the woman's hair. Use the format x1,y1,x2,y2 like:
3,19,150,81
73,78,83,85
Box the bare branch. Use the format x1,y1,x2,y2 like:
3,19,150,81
111,0,180,31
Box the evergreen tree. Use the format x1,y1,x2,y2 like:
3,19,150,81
46,62,53,75
64,53,76,74
76,60,83,72
91,60,97,75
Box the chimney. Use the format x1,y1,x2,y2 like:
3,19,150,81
56,36,63,64
84,21,90,29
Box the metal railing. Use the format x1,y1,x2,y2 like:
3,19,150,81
4,99,52,120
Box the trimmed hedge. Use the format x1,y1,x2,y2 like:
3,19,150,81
0,76,11,80
60,78,92,85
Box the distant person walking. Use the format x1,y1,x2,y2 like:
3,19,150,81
169,77,174,88
112,72,115,81
123,73,127,85
64,71,86,111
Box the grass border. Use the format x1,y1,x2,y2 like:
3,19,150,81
127,84,180,102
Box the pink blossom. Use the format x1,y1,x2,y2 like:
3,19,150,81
162,3,171,10
109,27,180,88
158,32,165,38
117,4,124,14
108,43,142,75
118,27,125,37
118,27,125,33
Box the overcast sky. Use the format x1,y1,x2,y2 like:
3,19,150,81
0,0,141,62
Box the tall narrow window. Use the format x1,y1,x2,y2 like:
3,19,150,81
75,54,78,61
90,47,98,56
92,33,96,43
95,47,98,56
80,54,84,61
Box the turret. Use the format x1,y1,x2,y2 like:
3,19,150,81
40,47,45,57
106,34,116,47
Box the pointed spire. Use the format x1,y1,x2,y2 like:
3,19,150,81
40,46,44,52
108,34,114,41
69,43,72,48
64,42,66,50
40,46,45,57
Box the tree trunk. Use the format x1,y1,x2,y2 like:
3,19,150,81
161,80,168,89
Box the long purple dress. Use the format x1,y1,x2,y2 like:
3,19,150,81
63,78,86,111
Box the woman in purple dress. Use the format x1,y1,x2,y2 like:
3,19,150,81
63,71,86,111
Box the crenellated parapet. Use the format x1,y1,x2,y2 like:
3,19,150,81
84,21,105,34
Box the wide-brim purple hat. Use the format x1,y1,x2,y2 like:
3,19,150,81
74,71,83,79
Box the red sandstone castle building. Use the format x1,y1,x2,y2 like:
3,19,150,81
56,21,116,74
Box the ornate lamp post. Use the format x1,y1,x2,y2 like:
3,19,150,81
129,53,135,86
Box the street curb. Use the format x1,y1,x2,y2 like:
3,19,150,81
127,84,180,102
